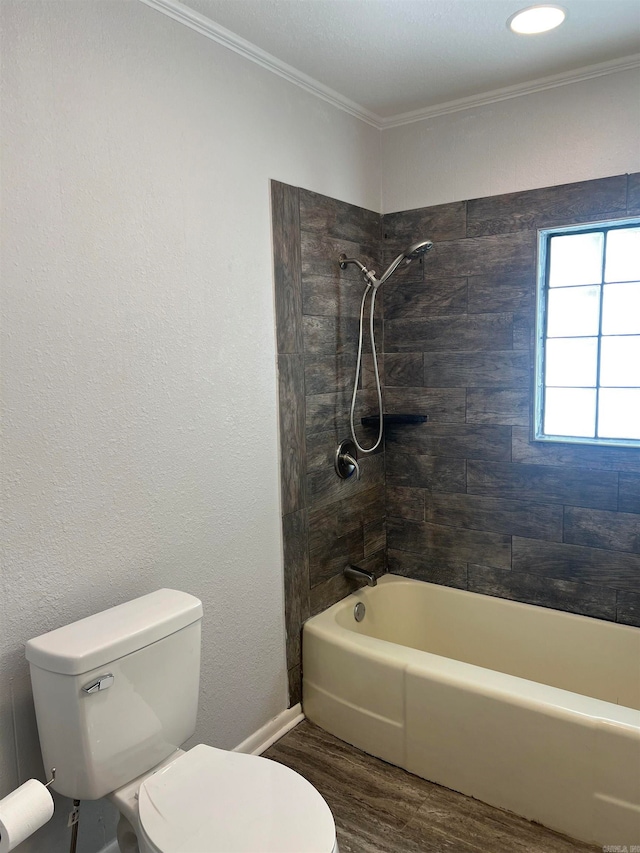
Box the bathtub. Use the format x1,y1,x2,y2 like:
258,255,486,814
303,574,640,848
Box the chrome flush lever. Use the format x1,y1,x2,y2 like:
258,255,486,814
82,673,114,694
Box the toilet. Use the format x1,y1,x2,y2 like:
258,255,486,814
25,589,338,853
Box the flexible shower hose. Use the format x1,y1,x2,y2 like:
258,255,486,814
350,283,383,454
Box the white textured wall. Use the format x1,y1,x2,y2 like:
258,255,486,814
0,1,379,850
381,68,640,212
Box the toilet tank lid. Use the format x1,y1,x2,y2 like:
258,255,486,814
26,589,203,675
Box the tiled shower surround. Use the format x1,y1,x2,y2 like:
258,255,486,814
272,174,640,706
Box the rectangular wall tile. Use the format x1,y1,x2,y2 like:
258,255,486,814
299,188,380,245
512,537,640,593
467,460,619,510
303,276,380,318
308,486,385,553
620,473,640,513
386,486,425,520
512,426,640,473
307,415,378,449
426,493,562,540
307,453,385,509
385,387,466,422
306,428,343,473
388,518,511,568
304,314,379,356
617,590,640,627
385,353,423,387
628,172,640,214
306,427,382,473
309,573,354,616
386,451,466,492
467,175,627,237
468,564,616,620
304,353,357,396
303,315,358,356
387,548,467,589
272,181,303,354
304,352,378,398
386,423,512,462
282,509,309,671
467,274,534,315
564,506,640,553
288,664,302,708
466,388,530,426
301,231,378,282
382,200,467,243
424,231,535,279
309,527,365,587
424,351,530,388
278,353,306,515
512,312,533,352
364,520,386,556
385,313,513,353
361,351,384,390
305,388,378,436
383,278,467,320
305,390,349,435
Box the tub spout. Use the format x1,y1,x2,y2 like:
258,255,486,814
344,564,377,587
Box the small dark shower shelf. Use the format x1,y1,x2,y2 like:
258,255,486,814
361,414,428,427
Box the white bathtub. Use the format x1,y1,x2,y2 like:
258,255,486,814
303,574,640,847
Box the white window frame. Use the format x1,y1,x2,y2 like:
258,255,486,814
534,216,640,449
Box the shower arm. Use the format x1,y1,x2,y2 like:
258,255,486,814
338,255,378,285
339,252,407,288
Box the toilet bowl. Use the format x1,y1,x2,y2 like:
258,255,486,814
110,744,338,853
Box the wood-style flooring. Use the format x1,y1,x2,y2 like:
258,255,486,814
264,720,597,853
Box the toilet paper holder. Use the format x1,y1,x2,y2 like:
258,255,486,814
45,769,55,789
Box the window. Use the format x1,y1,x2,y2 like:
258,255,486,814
535,218,640,447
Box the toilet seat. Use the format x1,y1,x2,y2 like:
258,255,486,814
137,743,337,853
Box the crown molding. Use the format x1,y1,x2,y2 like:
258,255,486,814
138,0,640,133
138,0,381,128
379,54,640,129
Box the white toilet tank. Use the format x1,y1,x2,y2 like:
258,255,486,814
26,589,203,800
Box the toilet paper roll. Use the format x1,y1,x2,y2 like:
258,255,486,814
0,780,54,853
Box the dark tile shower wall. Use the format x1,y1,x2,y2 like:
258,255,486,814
272,182,386,706
273,173,640,707
382,173,640,629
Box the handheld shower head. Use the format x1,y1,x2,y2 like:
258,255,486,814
403,240,434,262
377,238,434,286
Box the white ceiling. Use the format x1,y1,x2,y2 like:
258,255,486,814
176,0,640,122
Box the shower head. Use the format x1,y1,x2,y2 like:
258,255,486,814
403,240,434,262
377,239,434,286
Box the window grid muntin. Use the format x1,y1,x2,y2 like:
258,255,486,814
535,217,640,448
594,228,606,437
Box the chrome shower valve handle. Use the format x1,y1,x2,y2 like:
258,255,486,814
343,452,361,480
335,439,360,480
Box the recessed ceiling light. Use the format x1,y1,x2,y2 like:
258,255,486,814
508,5,567,35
